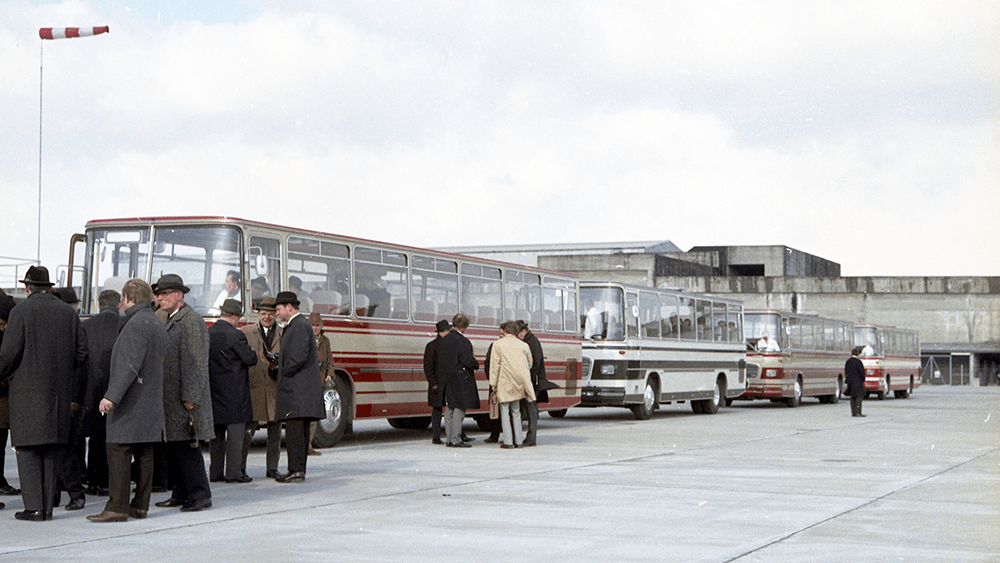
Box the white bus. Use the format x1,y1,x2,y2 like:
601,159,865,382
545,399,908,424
577,281,748,419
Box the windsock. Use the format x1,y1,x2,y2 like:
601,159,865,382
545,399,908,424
39,26,110,40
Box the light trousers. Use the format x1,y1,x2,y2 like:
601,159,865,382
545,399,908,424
444,407,465,445
499,401,523,447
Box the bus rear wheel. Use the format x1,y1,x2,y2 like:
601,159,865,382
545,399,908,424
313,376,350,448
631,380,658,420
387,416,431,430
547,409,568,418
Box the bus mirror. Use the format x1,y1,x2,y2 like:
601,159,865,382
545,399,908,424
631,305,639,318
153,241,166,254
254,254,268,277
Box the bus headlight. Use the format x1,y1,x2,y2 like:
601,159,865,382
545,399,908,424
764,369,777,378
866,369,875,375
600,365,616,375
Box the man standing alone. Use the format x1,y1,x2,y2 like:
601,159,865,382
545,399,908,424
0,266,87,521
152,274,214,512
208,299,257,483
273,292,324,483
845,346,867,418
88,279,166,523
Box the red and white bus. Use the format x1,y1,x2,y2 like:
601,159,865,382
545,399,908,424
853,323,921,399
66,217,582,446
740,310,854,407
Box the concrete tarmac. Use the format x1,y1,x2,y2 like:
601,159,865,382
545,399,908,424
0,386,997,562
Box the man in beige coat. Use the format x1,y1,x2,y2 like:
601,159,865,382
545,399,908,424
240,296,282,478
487,321,536,448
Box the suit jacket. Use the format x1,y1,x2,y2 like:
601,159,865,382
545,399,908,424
845,356,866,399
241,321,281,422
80,305,121,435
208,319,257,425
105,301,166,444
437,330,480,410
162,304,214,441
0,291,87,447
275,314,325,421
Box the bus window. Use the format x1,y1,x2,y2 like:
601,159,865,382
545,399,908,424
411,255,458,324
727,305,742,343
355,247,408,319
625,292,639,339
855,326,879,356
461,263,501,327
695,300,712,341
580,286,623,341
712,301,728,342
543,276,576,333
503,270,541,328
678,297,696,340
150,225,241,315
287,237,351,315
660,294,680,340
639,291,659,339
248,235,281,307
85,227,152,314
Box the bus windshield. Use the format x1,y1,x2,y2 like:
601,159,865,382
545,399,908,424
854,327,880,356
580,286,624,341
744,312,782,350
85,225,242,315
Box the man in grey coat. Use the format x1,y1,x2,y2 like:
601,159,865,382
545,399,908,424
152,274,214,512
0,266,87,521
88,279,166,523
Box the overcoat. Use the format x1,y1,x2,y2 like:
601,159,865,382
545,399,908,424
437,330,480,410
80,305,121,435
522,329,558,403
488,334,536,404
845,356,866,399
241,321,281,422
104,301,166,444
162,304,214,441
422,335,444,408
275,314,325,421
0,291,87,447
208,319,257,425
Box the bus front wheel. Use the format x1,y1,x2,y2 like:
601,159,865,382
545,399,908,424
785,377,802,408
631,380,658,420
313,376,350,448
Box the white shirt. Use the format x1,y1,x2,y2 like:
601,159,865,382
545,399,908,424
583,307,603,339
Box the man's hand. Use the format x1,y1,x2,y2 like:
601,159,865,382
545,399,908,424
99,398,114,414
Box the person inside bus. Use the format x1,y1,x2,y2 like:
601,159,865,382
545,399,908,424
250,276,271,303
757,332,781,352
680,318,695,339
209,271,242,315
287,276,313,314
860,343,875,357
583,300,603,340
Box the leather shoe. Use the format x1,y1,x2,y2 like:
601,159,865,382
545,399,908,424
461,435,475,443
307,448,322,456
431,438,444,445
86,510,128,523
448,442,471,448
65,497,86,511
275,471,305,483
484,435,499,443
226,474,253,483
521,440,536,447
154,498,186,508
180,498,212,512
128,507,147,519
86,485,109,496
209,476,224,483
15,510,48,522
0,485,20,496
266,470,280,479
500,444,515,449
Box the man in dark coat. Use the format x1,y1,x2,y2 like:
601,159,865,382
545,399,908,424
516,320,559,447
273,291,325,483
423,319,451,445
51,287,88,511
87,279,166,523
0,292,21,500
437,313,480,448
79,289,121,496
152,274,214,512
845,346,867,418
0,265,87,521
208,299,257,483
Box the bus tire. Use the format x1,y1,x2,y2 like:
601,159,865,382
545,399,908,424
313,376,350,448
877,377,889,400
829,377,842,404
387,416,431,430
701,377,725,415
547,409,568,418
691,400,704,414
785,377,802,408
630,379,658,420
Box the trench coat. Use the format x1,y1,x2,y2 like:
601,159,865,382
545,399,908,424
275,314,325,422
80,305,121,435
0,291,87,447
437,330,480,410
241,321,281,422
208,319,257,425
845,356,866,399
104,301,166,444
422,335,444,408
488,334,536,404
162,304,214,442
522,329,558,404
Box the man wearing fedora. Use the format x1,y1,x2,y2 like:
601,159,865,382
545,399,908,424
0,265,87,521
272,291,324,482
152,274,214,512
240,296,282,479
208,299,257,483
422,319,451,445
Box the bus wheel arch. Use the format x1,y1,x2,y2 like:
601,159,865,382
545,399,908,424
313,372,353,448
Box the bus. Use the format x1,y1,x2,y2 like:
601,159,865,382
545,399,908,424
853,323,921,399
741,310,854,407
577,281,748,419
66,217,582,446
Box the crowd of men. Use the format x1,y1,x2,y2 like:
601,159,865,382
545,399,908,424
0,267,325,523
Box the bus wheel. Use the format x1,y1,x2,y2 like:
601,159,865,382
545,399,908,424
785,377,802,408
547,409,568,418
314,376,350,448
877,377,889,400
702,377,725,415
631,380,657,420
387,416,431,430
691,400,704,414
829,377,842,404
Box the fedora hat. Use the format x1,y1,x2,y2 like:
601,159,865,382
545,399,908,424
274,291,300,307
20,265,54,287
435,319,451,332
152,274,190,294
255,296,277,311
220,299,243,316
54,287,80,304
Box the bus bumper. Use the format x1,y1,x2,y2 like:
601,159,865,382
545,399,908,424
581,386,626,406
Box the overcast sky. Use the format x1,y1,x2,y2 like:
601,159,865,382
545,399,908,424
1,0,997,280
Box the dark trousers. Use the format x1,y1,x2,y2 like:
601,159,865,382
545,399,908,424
0,429,11,488
87,424,109,488
106,442,153,513
210,423,245,481
520,399,539,443
242,421,282,474
430,407,443,440
15,444,59,512
56,439,86,501
850,396,864,416
283,419,310,474
164,440,212,502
